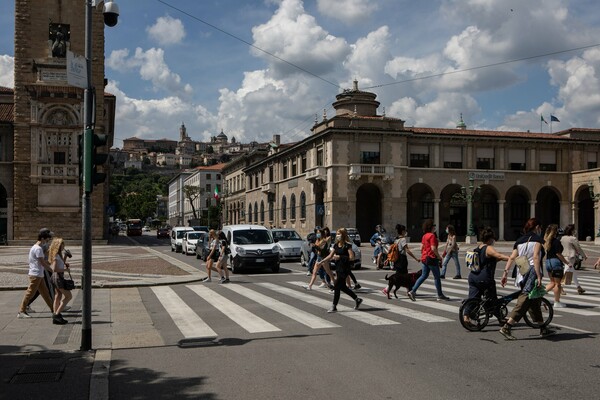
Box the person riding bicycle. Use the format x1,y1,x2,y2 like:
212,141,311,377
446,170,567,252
370,225,389,268
463,227,509,326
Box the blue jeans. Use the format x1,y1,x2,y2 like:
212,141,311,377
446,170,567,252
441,251,461,277
411,262,444,297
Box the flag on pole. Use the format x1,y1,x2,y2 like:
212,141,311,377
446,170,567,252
541,115,548,124
550,115,560,122
213,186,219,200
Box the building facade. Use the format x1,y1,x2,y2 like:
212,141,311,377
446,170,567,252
181,164,224,226
4,1,115,241
222,80,600,242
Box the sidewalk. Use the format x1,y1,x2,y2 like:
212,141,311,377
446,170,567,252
0,239,206,400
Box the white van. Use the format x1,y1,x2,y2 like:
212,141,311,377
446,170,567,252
222,224,280,273
170,226,194,253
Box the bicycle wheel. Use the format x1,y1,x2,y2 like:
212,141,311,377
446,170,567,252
524,297,554,328
459,298,489,331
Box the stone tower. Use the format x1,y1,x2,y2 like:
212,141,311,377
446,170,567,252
13,0,115,240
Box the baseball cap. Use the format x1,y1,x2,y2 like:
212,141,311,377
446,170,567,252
39,228,54,238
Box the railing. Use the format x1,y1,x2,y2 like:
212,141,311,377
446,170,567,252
348,164,395,180
35,164,79,184
305,166,327,182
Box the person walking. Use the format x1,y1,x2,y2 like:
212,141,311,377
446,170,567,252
26,228,55,313
382,224,420,296
440,225,462,279
318,228,362,313
48,238,72,325
560,224,586,294
499,218,556,340
216,231,231,283
407,219,450,301
462,227,509,326
543,224,569,308
17,229,55,318
305,228,335,290
202,230,220,283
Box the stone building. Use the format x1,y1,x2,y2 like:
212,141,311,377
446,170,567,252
4,0,115,241
222,80,600,242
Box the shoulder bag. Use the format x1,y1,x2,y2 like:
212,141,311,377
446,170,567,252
514,236,532,275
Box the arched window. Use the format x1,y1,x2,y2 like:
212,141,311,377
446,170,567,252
300,191,306,219
269,202,274,222
260,201,265,224
290,193,296,220
248,204,253,223
254,202,258,223
281,195,287,221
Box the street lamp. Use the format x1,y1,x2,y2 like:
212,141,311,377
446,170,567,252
452,175,480,239
588,178,600,237
81,0,120,351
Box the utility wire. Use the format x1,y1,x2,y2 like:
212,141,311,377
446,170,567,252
157,0,341,89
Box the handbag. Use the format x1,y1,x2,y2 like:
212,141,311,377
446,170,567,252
514,236,532,275
63,270,75,290
528,280,547,299
562,264,573,285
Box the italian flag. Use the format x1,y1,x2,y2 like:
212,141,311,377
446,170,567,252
214,186,219,200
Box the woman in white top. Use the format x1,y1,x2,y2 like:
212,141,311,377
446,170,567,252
441,225,461,279
560,224,586,294
49,238,72,325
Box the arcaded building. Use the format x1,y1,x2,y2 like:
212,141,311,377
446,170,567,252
222,80,600,242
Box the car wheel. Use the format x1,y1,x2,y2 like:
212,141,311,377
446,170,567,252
300,252,306,267
231,259,241,274
171,245,174,252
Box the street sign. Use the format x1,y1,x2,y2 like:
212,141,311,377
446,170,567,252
67,50,87,89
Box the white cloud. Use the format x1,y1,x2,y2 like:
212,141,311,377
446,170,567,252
146,15,186,46
107,47,192,98
343,26,392,89
0,55,14,87
316,0,378,24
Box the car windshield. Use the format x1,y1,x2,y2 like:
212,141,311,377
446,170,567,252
233,229,273,245
272,230,302,241
177,230,191,239
187,232,202,240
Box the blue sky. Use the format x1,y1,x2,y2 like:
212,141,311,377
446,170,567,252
2,0,600,148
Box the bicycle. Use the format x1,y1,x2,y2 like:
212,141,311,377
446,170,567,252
459,287,553,332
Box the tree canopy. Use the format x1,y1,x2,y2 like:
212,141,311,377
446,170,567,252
109,168,170,221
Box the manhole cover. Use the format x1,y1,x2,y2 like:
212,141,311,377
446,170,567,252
19,363,65,374
11,372,62,384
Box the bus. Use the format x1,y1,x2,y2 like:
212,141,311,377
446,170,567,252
126,219,143,236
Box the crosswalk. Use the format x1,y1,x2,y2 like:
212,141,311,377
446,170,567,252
144,272,600,344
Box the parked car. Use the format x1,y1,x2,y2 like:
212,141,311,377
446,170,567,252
271,228,303,261
300,232,362,270
143,226,151,232
170,226,194,252
182,231,205,255
346,228,362,247
222,224,280,273
195,233,211,260
157,227,170,239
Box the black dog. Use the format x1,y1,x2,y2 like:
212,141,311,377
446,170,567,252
383,270,422,299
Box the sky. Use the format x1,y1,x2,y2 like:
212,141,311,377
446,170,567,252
2,0,600,149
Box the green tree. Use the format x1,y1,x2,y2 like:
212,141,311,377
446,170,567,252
109,171,170,221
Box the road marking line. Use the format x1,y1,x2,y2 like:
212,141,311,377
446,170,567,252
550,323,593,334
221,284,339,329
187,285,280,333
260,282,399,326
151,286,217,339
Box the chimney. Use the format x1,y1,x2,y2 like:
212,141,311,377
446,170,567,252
273,134,280,146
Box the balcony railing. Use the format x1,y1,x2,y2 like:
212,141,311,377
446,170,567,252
348,164,395,181
35,164,79,184
261,182,275,194
306,166,327,182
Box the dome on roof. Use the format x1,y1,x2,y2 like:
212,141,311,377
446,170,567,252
217,129,228,142
456,113,467,130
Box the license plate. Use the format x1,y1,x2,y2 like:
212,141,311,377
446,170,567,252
256,258,264,263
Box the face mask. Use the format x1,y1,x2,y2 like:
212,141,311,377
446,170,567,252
316,233,321,238
445,229,449,234
335,235,342,242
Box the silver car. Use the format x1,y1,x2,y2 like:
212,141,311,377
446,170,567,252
300,232,362,269
272,229,303,261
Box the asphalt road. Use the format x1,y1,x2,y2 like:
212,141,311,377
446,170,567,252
106,232,600,400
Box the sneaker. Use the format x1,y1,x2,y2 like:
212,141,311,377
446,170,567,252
372,257,376,264
329,289,335,295
553,301,566,308
440,275,445,279
218,277,226,284
25,305,35,313
499,325,517,340
540,327,557,337
354,298,363,310
306,270,312,276
318,282,327,288
202,277,212,283
437,295,450,301
17,311,32,319
223,278,230,283
577,286,586,295
327,306,337,313
303,285,312,291
407,291,416,302
328,284,334,290
382,288,388,296
452,275,462,279
52,314,67,325
354,284,361,290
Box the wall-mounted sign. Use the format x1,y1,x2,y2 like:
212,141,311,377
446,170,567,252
468,171,505,181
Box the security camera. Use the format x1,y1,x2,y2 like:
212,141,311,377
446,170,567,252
103,0,119,27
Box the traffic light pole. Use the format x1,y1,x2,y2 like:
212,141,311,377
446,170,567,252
81,0,93,351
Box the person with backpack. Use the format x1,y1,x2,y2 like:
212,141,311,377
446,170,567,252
382,224,420,296
462,227,510,327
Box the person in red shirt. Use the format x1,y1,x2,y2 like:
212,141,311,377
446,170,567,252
407,219,450,301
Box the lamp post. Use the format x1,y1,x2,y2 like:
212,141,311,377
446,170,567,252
588,179,600,239
81,0,119,351
452,175,480,243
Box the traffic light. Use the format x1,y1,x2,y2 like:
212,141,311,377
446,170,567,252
91,133,109,186
78,133,84,186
